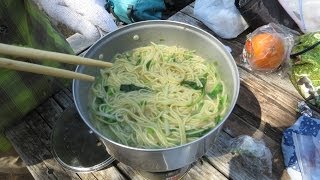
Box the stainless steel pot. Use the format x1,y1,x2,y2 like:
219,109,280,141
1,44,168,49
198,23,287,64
73,20,240,172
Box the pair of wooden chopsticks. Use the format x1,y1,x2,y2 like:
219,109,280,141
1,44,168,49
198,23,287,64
0,43,113,82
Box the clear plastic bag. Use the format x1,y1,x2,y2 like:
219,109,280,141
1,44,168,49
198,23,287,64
242,23,296,72
293,133,320,180
282,114,320,180
193,0,249,39
278,0,320,33
229,135,273,178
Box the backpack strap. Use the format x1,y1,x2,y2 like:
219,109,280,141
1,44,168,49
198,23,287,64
127,5,137,23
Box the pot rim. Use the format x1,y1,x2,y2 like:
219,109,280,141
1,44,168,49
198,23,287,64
72,20,240,152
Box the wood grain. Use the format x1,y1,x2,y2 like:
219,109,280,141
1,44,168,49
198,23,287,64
184,160,227,180
5,120,78,180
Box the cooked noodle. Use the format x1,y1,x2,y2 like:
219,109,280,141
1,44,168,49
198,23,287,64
90,43,228,148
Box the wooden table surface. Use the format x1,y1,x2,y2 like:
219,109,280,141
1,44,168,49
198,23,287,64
6,3,302,180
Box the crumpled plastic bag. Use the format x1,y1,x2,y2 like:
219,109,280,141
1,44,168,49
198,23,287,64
193,0,249,39
278,0,320,33
229,135,273,178
290,32,320,110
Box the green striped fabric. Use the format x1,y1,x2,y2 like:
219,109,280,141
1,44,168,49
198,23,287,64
0,0,75,152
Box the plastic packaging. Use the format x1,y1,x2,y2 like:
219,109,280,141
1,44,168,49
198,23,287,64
282,114,320,180
293,133,320,180
193,0,249,39
278,0,320,33
229,135,273,178
242,23,296,72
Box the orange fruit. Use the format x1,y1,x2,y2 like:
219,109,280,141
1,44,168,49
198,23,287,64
245,32,285,71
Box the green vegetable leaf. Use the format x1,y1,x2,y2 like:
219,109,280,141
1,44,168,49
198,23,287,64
104,86,108,92
105,87,114,96
102,117,117,124
146,128,154,134
120,84,147,92
208,82,223,99
215,115,221,123
218,95,226,112
181,80,202,90
146,60,152,70
95,97,104,105
136,58,142,65
181,76,207,91
186,128,211,138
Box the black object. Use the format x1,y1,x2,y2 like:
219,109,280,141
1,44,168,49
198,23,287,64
235,0,298,30
290,41,320,58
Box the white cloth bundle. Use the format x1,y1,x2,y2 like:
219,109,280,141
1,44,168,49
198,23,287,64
33,0,118,40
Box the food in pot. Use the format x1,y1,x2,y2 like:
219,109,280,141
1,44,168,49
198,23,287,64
90,43,228,148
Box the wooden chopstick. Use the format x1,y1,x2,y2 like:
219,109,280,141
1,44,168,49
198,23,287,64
0,43,112,68
0,57,95,82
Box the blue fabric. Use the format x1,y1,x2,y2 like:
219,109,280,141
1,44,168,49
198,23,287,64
134,0,165,21
282,115,320,171
106,0,165,24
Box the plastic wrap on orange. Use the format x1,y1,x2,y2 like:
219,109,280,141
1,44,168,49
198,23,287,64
242,23,296,72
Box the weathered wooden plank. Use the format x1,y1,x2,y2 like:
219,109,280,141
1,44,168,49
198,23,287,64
238,67,301,129
25,111,95,180
35,98,63,128
184,160,227,180
53,89,74,109
115,162,145,180
24,111,81,180
5,120,77,180
86,166,126,180
76,173,97,180
232,105,284,144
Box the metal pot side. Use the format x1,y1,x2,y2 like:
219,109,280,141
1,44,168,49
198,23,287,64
73,20,240,172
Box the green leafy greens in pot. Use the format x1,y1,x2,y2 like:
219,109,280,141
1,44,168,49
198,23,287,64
90,43,229,149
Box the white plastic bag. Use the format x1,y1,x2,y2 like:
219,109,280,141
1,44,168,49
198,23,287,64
278,0,320,33
193,0,249,39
